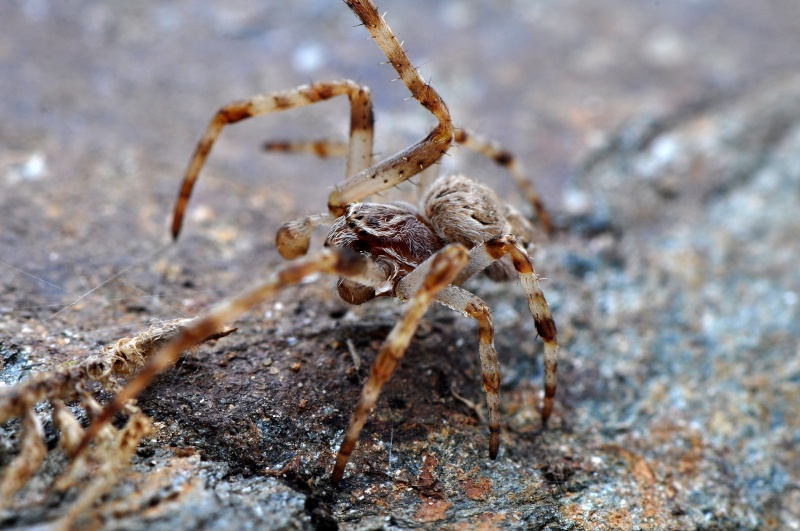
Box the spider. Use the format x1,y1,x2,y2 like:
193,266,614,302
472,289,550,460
76,0,558,485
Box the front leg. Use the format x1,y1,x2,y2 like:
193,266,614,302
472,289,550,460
171,80,373,238
332,243,469,484
395,256,504,459
454,235,558,423
329,0,454,215
72,248,391,461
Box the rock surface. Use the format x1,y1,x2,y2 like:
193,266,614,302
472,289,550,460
1,1,799,529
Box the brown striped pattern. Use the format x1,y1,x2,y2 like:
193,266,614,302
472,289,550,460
465,299,501,458
263,140,350,158
468,235,558,423
171,80,372,238
74,249,388,460
332,243,468,484
329,0,454,215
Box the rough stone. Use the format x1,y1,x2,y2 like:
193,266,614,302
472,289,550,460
1,1,799,529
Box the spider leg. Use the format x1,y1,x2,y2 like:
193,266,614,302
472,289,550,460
72,248,391,460
332,243,469,484
394,256,509,458
433,285,503,458
454,235,558,423
454,129,552,233
264,139,438,206
329,0,454,215
263,140,350,159
276,0,457,256
267,91,378,260
172,80,374,238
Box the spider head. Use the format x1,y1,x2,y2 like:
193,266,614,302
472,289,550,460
327,203,443,265
323,202,445,305
344,203,384,238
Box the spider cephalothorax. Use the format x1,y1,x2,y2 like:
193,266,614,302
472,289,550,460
77,0,558,486
325,173,537,303
326,201,445,304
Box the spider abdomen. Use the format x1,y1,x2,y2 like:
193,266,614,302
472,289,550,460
424,174,527,281
424,174,508,245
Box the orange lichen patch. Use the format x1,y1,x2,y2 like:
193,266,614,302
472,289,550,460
677,433,704,478
588,445,675,525
411,451,451,521
633,458,656,487
602,445,656,487
169,446,197,458
414,497,452,523
604,507,636,528
561,495,639,529
646,418,698,446
628,453,656,488
416,451,440,494
459,476,492,501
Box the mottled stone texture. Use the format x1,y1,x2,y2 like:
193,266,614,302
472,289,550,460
1,1,799,529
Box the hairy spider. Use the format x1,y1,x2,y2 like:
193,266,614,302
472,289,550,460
77,0,558,485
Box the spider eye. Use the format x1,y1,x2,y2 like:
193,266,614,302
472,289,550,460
348,220,357,228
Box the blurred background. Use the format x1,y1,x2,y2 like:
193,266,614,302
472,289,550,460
3,0,800,326
2,1,800,527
